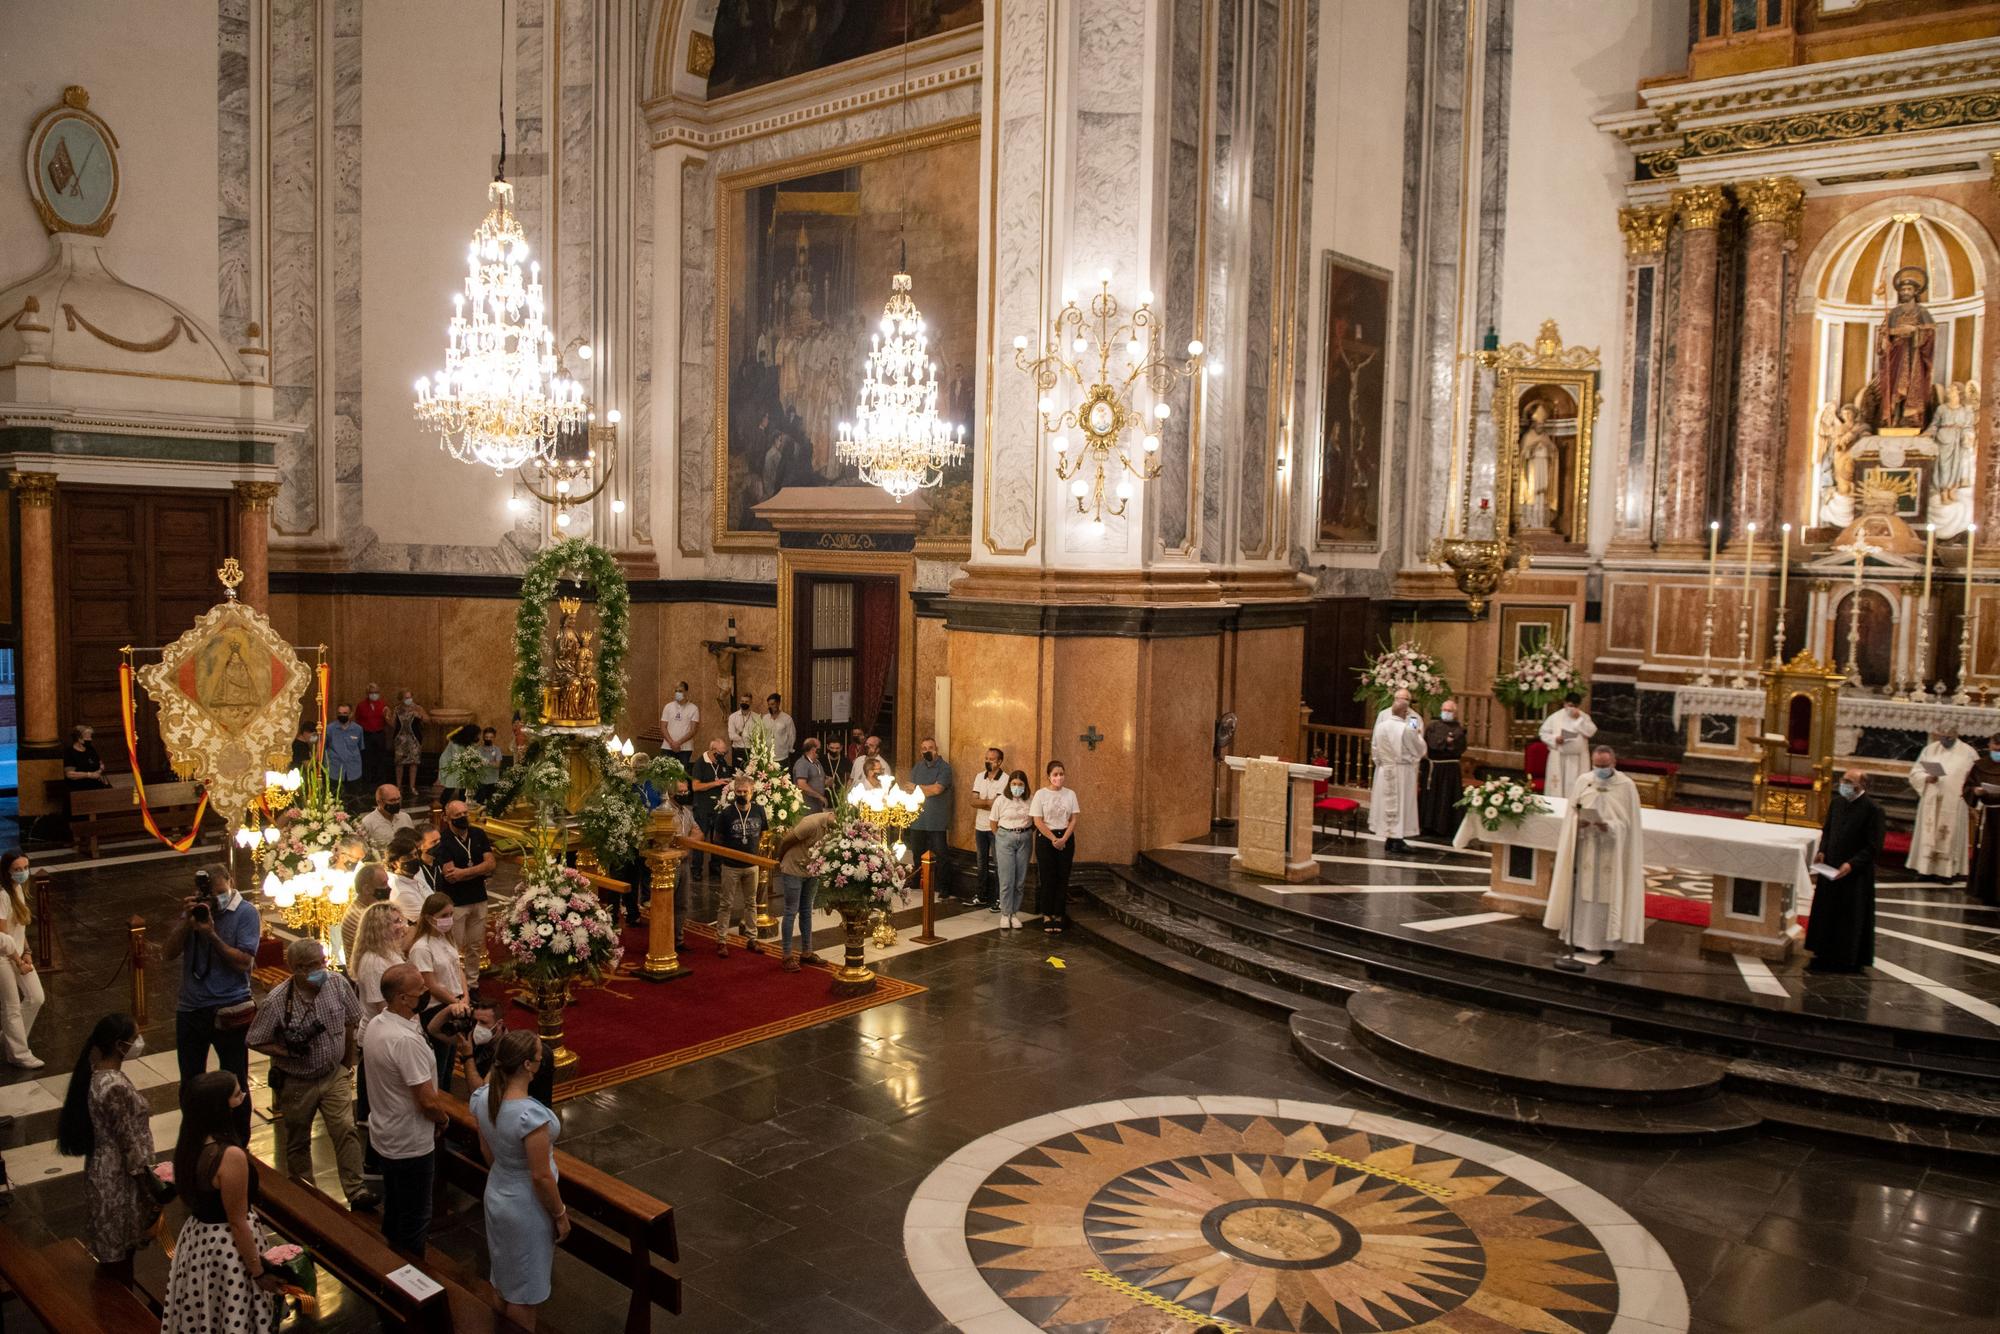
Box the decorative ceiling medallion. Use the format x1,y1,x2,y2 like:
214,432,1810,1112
24,86,120,237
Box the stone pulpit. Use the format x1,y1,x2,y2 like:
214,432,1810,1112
1224,755,1332,883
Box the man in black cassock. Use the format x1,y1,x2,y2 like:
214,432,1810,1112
1964,736,2000,906
1805,767,1883,973
1419,698,1468,837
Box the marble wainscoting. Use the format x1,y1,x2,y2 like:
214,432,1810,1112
1587,679,1638,746
1635,686,1683,749
1854,726,1929,764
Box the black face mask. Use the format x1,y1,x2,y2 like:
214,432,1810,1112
450,817,469,831
383,802,401,815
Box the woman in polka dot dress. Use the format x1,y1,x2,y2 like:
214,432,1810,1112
162,1072,285,1333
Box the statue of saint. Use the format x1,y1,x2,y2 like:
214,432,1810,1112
544,598,600,725
1865,266,1938,432
1927,380,1980,538
1517,402,1560,531
1817,403,1864,529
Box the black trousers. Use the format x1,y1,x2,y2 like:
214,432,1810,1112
973,829,997,904
379,1150,436,1256
907,830,950,893
362,730,390,785
1035,832,1075,923
176,1005,252,1142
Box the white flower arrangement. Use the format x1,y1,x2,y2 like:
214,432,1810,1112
1456,775,1549,831
805,816,909,915
496,856,624,984
1494,642,1583,714
743,720,807,832
1355,640,1451,716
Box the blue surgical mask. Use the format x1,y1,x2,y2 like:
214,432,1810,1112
305,969,329,987
1838,781,1857,800
8,869,25,886
1990,752,2000,763
1010,783,1025,797
1593,766,1614,781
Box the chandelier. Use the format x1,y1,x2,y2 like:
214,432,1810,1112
835,271,964,500
413,177,585,472
1013,273,1204,525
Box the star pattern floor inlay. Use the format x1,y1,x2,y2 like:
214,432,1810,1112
906,1097,1686,1334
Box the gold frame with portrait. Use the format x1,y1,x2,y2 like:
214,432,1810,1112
1488,320,1600,551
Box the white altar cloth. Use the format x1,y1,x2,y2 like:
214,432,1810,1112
1452,798,1820,915
1668,684,2000,736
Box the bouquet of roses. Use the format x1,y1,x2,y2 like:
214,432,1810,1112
496,855,624,984
1456,775,1549,831
805,815,910,916
261,1242,317,1311
1355,640,1451,716
743,720,808,832
1493,642,1582,714
266,763,352,881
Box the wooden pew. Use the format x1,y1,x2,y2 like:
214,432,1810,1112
0,1229,158,1334
67,781,212,859
252,1157,522,1333
437,1094,682,1330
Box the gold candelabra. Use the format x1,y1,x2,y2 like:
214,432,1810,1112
1013,274,1203,525
1837,540,1876,687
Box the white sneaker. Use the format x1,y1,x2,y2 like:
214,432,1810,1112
13,1054,43,1070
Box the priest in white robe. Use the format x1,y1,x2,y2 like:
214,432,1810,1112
1369,689,1427,853
1907,727,1975,880
1544,745,1647,966
1537,693,1597,800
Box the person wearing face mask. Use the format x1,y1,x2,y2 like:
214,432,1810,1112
339,862,392,965
384,828,430,919
0,851,44,1068
907,737,955,895
660,681,700,764
762,692,796,765
246,938,375,1210
970,748,1009,910
688,737,732,883
360,783,416,857
63,722,111,791
325,703,365,801
58,1012,160,1282
1369,690,1426,854
350,900,410,1187
990,769,1036,928
791,736,828,809
1907,727,1974,882
850,734,885,788
161,1070,288,1330
712,776,769,957
1419,700,1468,838
355,682,391,787
166,864,260,1140
1544,746,1644,969
727,694,758,768
290,720,320,772
436,799,497,989
409,893,471,1088
1536,693,1598,802
474,727,506,806
1030,761,1081,933
362,964,460,1256
391,690,428,800
1808,768,1884,973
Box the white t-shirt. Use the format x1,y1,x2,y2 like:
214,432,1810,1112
660,699,699,750
388,873,427,920
972,771,1009,832
1029,786,1080,832
761,711,796,762
990,792,1034,831
362,1010,439,1161
352,948,404,1023
409,933,465,1000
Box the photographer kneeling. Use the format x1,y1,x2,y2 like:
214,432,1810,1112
165,866,260,1141
246,938,377,1211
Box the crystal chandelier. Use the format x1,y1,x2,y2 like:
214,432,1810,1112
835,271,964,500
413,177,585,472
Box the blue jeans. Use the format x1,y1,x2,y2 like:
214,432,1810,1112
995,828,1032,916
780,873,816,954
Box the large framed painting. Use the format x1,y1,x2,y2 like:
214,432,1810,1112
1314,251,1392,550
705,1,984,100
714,119,980,553
1497,603,1572,675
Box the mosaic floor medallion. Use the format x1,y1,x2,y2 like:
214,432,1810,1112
906,1096,1687,1333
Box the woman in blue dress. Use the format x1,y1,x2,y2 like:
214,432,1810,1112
470,1030,567,1325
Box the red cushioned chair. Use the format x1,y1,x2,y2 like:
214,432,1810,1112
1312,779,1361,847
1524,740,1550,794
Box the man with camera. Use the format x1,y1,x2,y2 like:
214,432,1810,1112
363,962,467,1256
164,865,261,1140
246,938,377,1210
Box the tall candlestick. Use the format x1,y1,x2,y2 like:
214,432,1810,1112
1773,522,1791,665
1706,520,1720,592
1967,522,1979,597
1958,523,1979,704
1732,523,1758,688
1696,520,1721,686
1923,523,1936,603
1742,522,1756,595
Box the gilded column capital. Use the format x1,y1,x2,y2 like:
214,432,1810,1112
7,472,57,508
1671,185,1730,231
1617,204,1671,259
233,479,283,511
1736,175,1806,238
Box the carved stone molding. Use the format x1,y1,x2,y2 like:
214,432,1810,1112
1618,204,1672,258
1672,185,1731,231
7,473,57,508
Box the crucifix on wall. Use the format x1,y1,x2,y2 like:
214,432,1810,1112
701,616,764,718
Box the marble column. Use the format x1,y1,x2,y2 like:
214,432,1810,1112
1657,185,1730,550
1610,204,1669,548
233,481,282,611
1729,176,1804,541
9,473,59,816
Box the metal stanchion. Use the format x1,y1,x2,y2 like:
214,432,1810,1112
913,852,942,945
128,916,148,1025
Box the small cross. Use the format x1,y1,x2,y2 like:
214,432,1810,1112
1080,725,1105,751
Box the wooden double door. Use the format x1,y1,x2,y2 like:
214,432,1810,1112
55,487,234,777
789,573,900,760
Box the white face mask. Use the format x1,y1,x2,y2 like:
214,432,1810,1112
1441,710,1455,721
122,1035,145,1060
471,1023,494,1046
1010,784,1025,797
217,887,243,912
674,691,685,702
1593,766,1614,781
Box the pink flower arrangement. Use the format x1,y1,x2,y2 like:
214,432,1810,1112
496,858,624,984
805,817,909,915
263,1243,304,1265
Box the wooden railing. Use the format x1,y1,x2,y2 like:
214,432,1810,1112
1295,692,1521,792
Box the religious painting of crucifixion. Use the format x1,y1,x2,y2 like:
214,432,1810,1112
1313,251,1391,550
714,121,979,551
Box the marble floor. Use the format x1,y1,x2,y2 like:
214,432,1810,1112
0,843,1996,1330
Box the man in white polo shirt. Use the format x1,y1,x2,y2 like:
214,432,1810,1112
363,962,457,1256
660,681,699,764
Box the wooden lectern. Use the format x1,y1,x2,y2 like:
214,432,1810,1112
1224,755,1333,883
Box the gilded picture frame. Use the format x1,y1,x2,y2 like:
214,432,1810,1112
1488,320,1600,551
1312,251,1392,552
711,117,981,557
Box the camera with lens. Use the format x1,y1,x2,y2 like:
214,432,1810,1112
436,1007,478,1038
190,869,215,925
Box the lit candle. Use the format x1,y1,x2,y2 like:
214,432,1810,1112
1743,522,1757,597
1923,522,1936,604
1778,522,1791,611
1707,520,1720,593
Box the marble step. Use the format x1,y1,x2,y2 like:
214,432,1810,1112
1724,1056,2000,1132
1345,985,1731,1109
1290,1008,1764,1143
1068,899,1324,1021
1739,1090,2000,1167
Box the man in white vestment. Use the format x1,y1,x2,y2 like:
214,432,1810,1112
1544,745,1646,967
1907,727,1975,880
1537,693,1597,801
1369,689,1427,853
